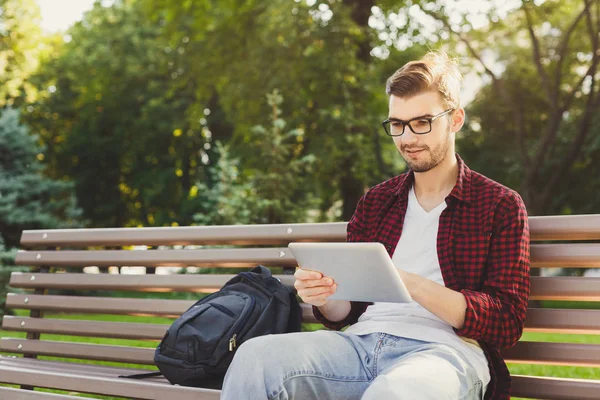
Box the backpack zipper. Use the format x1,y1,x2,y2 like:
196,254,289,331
228,295,255,352
229,334,237,351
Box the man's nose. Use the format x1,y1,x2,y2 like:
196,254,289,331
401,127,419,144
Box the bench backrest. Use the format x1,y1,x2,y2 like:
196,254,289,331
2,216,600,398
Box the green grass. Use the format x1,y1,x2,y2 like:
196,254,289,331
540,300,600,310
1,314,599,399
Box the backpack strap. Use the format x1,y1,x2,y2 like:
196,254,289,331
287,291,302,332
119,371,163,380
250,265,272,279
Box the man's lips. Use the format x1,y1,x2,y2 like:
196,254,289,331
405,148,426,154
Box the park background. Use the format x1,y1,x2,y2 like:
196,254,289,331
1,0,599,397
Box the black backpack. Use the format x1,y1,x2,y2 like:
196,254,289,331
144,265,301,387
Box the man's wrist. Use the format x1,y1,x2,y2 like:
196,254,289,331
317,300,351,322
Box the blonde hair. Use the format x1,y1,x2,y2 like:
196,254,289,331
385,51,462,109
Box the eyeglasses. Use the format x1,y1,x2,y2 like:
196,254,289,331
382,109,454,137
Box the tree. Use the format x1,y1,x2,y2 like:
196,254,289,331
0,234,21,318
23,0,436,228
139,0,424,221
193,90,317,225
0,108,82,317
0,0,44,107
408,0,600,214
0,108,82,247
23,0,208,228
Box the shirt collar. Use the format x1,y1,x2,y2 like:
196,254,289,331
394,153,472,204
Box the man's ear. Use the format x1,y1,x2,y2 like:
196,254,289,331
451,108,466,133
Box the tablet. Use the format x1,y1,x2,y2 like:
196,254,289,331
288,242,412,303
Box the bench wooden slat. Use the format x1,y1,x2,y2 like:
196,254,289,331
529,214,600,241
9,272,296,292
15,248,297,268
531,243,600,268
502,341,600,367
0,338,155,364
2,359,600,400
529,277,600,301
15,243,600,268
19,223,347,247
8,293,600,334
1,316,169,340
0,307,303,339
525,308,600,334
0,355,160,380
3,338,600,368
5,294,318,322
3,309,599,341
0,386,97,400
6,293,192,316
17,215,600,248
10,273,600,302
511,375,600,400
5,309,599,341
0,362,219,400
7,293,600,333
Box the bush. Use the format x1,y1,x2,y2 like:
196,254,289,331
0,235,27,318
193,90,316,226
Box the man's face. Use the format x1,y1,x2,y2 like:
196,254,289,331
388,91,459,173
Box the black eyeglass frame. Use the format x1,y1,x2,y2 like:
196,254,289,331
382,108,454,137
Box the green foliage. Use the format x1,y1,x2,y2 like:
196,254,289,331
0,108,82,317
22,0,428,227
193,90,317,225
12,0,600,226
139,0,417,220
0,108,82,247
0,234,23,319
458,17,600,214
0,0,44,107
22,0,208,228
402,0,600,215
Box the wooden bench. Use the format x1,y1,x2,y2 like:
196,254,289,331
1,216,600,399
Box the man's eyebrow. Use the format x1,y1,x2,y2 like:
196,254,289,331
388,113,434,121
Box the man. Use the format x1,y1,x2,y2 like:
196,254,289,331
221,51,530,400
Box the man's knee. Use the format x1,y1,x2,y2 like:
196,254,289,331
236,334,271,355
230,333,299,373
223,335,280,399
230,334,274,370
225,333,313,399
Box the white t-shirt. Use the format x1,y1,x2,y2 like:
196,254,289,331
345,186,491,386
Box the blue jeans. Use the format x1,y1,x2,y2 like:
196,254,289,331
221,330,485,400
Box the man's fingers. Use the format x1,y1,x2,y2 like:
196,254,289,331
298,284,336,299
294,268,322,280
294,277,334,290
294,268,337,306
299,284,337,307
298,287,330,299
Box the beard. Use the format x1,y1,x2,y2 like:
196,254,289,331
400,130,452,173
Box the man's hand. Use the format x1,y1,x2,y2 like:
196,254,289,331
294,268,337,307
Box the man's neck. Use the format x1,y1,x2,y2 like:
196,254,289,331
413,152,459,200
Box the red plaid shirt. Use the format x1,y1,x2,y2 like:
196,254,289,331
313,154,530,400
